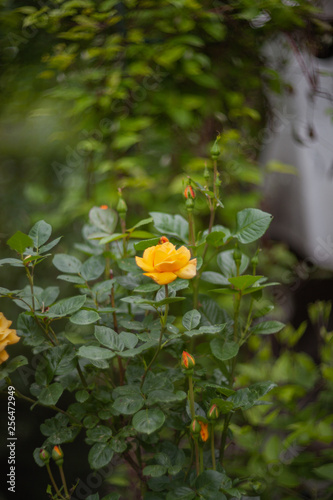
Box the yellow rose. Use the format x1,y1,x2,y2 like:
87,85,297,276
0,313,20,364
135,237,197,285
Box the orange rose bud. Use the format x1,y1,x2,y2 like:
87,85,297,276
207,404,219,420
199,421,209,442
159,236,169,244
39,448,50,464
52,445,64,466
181,351,195,370
100,205,108,209
190,419,201,436
184,185,195,199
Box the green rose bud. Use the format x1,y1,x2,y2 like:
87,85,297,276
39,448,50,464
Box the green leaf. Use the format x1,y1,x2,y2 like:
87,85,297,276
112,394,144,415
7,231,34,254
29,220,52,248
217,250,249,278
88,443,113,469
206,229,230,247
182,309,201,330
134,283,161,293
78,345,115,360
95,326,124,351
118,340,158,359
228,275,264,290
86,425,112,443
313,464,333,481
210,399,234,414
134,238,161,252
146,390,186,405
234,208,272,244
210,338,239,361
0,258,24,267
80,255,105,281
47,295,86,317
249,381,277,399
101,494,120,500
0,355,28,381
38,383,64,405
251,321,285,335
201,272,229,285
143,465,167,477
149,212,189,242
89,206,118,234
76,390,90,403
195,471,227,498
39,287,60,306
39,236,62,254
166,488,195,500
57,274,86,284
204,384,235,397
129,217,153,231
119,331,138,349
53,254,82,273
154,297,186,307
70,310,100,325
132,409,165,434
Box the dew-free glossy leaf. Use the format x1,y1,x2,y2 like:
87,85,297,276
132,409,165,434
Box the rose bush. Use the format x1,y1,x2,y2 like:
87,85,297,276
0,142,289,499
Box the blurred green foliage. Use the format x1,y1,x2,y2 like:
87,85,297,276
0,0,318,239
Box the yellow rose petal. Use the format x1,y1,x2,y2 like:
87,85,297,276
174,259,197,279
142,246,156,267
135,256,154,272
143,272,177,285
0,350,9,363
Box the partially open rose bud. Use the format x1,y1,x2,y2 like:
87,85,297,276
190,419,201,437
184,185,195,199
181,351,195,371
199,421,209,442
207,403,219,421
52,445,64,466
184,186,195,212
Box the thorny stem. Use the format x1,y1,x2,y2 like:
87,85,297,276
46,463,65,499
188,375,200,476
23,264,57,345
110,283,125,385
188,211,196,247
76,363,88,389
188,375,196,419
105,243,110,279
140,285,169,389
199,446,204,474
234,292,241,342
211,424,216,470
59,465,70,499
220,413,232,465
25,263,36,311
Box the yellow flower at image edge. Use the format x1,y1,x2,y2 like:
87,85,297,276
0,313,20,364
135,238,197,285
